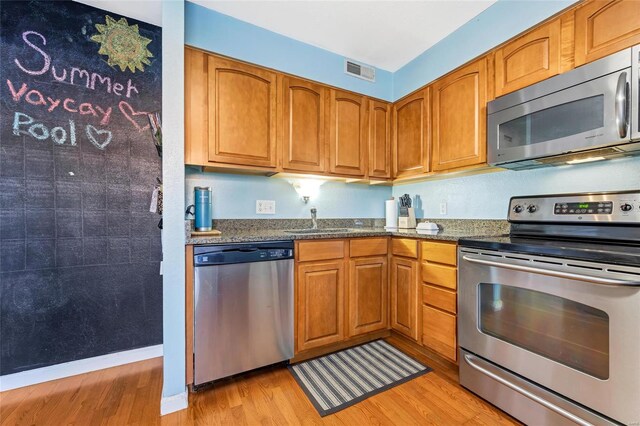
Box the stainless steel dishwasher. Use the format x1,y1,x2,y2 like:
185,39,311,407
193,241,294,386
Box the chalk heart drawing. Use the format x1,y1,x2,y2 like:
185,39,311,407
119,100,149,132
86,125,112,150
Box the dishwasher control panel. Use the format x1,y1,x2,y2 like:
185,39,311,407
194,241,294,266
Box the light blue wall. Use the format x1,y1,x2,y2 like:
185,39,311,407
186,168,392,219
185,2,393,101
393,157,640,219
161,0,186,409
393,0,578,100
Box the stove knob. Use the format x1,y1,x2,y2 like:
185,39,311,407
620,203,633,212
512,205,523,214
527,205,538,213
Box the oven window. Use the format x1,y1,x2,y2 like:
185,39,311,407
479,284,609,379
498,95,604,149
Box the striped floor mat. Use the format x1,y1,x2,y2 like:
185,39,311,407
288,340,432,416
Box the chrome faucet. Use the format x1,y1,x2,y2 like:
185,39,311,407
310,208,318,229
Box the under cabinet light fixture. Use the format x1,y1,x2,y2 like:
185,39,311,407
288,178,326,204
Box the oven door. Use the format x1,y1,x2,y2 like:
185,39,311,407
488,68,631,166
458,248,640,425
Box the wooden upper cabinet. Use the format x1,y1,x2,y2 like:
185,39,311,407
368,100,391,179
348,257,388,337
494,20,562,97
297,261,345,352
280,76,326,173
207,56,278,168
575,0,640,66
393,88,430,178
185,48,208,166
390,256,419,341
328,90,368,177
431,58,488,172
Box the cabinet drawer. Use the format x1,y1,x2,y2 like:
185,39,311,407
422,305,457,362
391,238,418,258
421,241,457,265
297,240,345,262
422,284,456,314
350,238,388,258
421,262,457,290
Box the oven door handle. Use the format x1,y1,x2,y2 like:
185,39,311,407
463,353,594,426
462,255,640,286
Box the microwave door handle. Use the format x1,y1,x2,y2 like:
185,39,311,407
462,353,594,426
615,71,629,138
461,255,640,286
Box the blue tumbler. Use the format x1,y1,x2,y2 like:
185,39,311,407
194,187,212,231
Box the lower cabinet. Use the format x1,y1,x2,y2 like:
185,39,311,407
422,305,457,361
348,256,388,336
297,260,345,352
390,256,419,341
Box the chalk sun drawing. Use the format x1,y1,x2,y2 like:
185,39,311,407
90,15,152,73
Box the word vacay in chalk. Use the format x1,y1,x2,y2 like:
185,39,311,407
7,79,112,125
14,31,140,99
12,111,112,150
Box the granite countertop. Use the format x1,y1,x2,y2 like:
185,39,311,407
185,219,509,245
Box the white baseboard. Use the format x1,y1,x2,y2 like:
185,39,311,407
0,344,163,392
161,388,188,415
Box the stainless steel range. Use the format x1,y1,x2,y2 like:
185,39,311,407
458,190,640,426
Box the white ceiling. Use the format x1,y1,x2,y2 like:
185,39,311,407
191,0,496,71
73,0,162,26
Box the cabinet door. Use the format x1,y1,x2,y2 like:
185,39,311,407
328,90,367,177
297,261,345,352
207,56,277,168
494,20,562,97
575,0,640,66
422,305,457,362
348,257,388,337
431,57,487,172
390,257,419,340
185,48,208,166
281,76,326,173
393,88,430,178
368,100,391,179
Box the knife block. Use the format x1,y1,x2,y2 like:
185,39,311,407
398,207,416,229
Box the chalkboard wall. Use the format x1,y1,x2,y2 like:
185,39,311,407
0,1,162,375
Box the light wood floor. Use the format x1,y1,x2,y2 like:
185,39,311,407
0,341,519,425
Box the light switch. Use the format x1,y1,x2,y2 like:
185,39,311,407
256,200,276,214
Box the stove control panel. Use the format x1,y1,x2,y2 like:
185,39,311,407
509,191,640,223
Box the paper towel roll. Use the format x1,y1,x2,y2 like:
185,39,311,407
385,199,398,229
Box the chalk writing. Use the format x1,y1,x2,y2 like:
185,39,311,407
12,111,112,150
13,112,76,145
14,31,140,98
6,79,113,125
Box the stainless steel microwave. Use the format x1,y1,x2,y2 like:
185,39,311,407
488,44,640,170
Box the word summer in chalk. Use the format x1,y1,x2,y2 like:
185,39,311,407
12,111,113,150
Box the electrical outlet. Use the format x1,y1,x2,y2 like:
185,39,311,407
439,202,447,215
256,200,276,215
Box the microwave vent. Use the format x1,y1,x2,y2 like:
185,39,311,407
344,59,375,82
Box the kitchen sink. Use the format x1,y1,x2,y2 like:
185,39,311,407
284,228,351,234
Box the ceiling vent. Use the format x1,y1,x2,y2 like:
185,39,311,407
344,59,375,82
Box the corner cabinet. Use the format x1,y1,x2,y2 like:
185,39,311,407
575,0,640,66
431,57,488,172
368,100,392,179
393,88,430,178
207,56,278,168
280,76,326,173
328,90,368,177
297,260,345,351
494,19,562,97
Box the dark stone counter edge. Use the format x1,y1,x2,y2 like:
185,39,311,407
186,228,507,245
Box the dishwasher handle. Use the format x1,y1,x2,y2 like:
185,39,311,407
194,246,294,266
